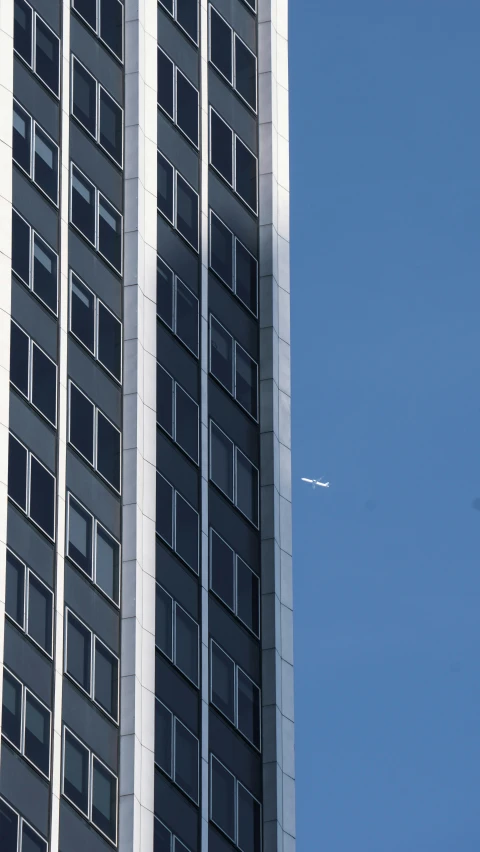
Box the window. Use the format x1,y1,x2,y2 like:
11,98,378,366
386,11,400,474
12,211,58,314
209,7,257,111
10,320,57,426
72,0,123,61
210,530,259,637
67,494,121,605
209,422,259,526
159,0,198,45
8,434,56,540
158,49,199,148
242,0,256,10
156,473,199,573
69,272,122,382
210,110,233,185
0,798,48,852
70,165,123,273
154,818,192,852
155,700,199,803
155,584,199,686
13,101,59,204
72,58,123,167
14,0,60,96
62,728,118,843
6,549,53,656
210,316,258,419
157,364,199,463
210,756,261,851
210,641,260,749
209,211,258,315
68,382,121,492
65,609,119,721
2,669,51,779
235,136,258,214
157,257,199,356
157,152,199,251
209,107,258,212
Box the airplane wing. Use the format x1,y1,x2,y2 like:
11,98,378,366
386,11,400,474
301,477,314,483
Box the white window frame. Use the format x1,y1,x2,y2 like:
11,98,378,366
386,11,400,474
70,163,124,275
154,697,200,804
208,5,233,85
8,433,56,541
156,362,199,463
66,492,121,607
157,47,199,149
156,151,200,252
210,639,261,750
156,582,200,687
12,211,59,315
68,381,122,494
5,547,54,658
69,270,123,384
64,607,120,723
154,817,193,852
71,56,124,168
71,0,125,64
209,528,260,638
208,5,257,112
209,754,262,851
158,0,199,46
209,420,259,527
0,796,48,852
13,99,59,206
2,667,52,780
156,255,200,357
10,319,58,427
209,107,234,187
156,472,199,574
209,314,258,421
13,0,61,98
209,108,258,214
208,210,258,317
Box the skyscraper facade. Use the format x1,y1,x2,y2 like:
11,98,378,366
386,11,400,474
0,0,294,850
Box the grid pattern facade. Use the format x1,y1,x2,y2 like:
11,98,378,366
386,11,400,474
0,1,294,851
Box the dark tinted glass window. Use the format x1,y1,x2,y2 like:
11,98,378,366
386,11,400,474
2,671,22,748
154,820,171,852
70,384,94,463
157,364,173,436
97,412,121,491
28,574,53,655
92,758,117,842
211,530,234,611
237,557,259,636
66,611,91,691
34,126,58,203
157,153,174,222
72,59,96,136
94,641,118,720
159,0,173,12
100,88,123,165
0,799,18,852
100,0,123,60
210,213,233,288
235,344,257,419
176,280,198,355
237,784,261,852
210,8,232,82
177,0,197,42
210,111,233,185
12,211,30,285
156,474,173,546
175,494,198,573
31,344,56,425
175,386,198,463
155,585,173,658
235,37,256,110
210,423,233,500
174,720,198,802
236,450,258,526
73,0,96,29
30,457,55,539
35,18,59,96
10,322,29,397
210,317,233,393
211,642,235,722
211,757,235,841
175,606,198,685
157,257,174,328
96,526,120,604
8,435,27,511
235,240,257,314
155,700,172,774
176,175,198,251
12,102,31,173
6,551,25,627
33,234,57,312
68,496,93,576
14,0,32,64
99,196,122,272
175,839,189,852
71,274,95,353
236,139,257,213
98,302,122,380
64,730,89,814
158,49,174,118
71,167,95,244
237,670,260,748
24,691,50,776
23,823,48,852
176,72,198,147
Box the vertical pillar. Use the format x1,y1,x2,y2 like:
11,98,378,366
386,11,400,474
258,1,296,851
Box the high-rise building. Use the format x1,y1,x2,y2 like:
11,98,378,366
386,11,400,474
0,0,294,850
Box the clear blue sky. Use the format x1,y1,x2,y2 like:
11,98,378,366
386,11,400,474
290,2,480,849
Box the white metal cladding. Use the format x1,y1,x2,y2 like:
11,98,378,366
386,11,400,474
0,0,14,768
258,1,296,851
119,0,158,849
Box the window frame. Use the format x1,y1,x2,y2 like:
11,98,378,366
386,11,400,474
209,314,258,421
154,817,193,852
157,47,199,149
69,271,123,384
64,606,120,723
68,380,122,494
209,529,260,638
2,667,51,780
71,0,124,64
156,255,199,358
209,420,259,527
71,55,124,168
13,0,60,98
158,0,199,47
154,697,200,804
5,547,54,657
66,492,121,605
210,639,261,750
13,98,59,206
8,433,56,541
208,210,258,317
209,754,262,850
156,362,199,464
10,318,58,427
12,209,59,316
156,151,199,252
209,107,234,187
155,582,199,687
0,796,48,852
208,6,257,113
156,472,199,575
70,163,124,275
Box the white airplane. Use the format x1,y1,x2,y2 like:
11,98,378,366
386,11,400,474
302,477,329,489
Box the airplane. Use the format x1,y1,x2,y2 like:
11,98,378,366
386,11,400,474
301,477,329,489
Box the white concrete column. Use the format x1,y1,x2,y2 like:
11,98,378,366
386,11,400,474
119,0,158,849
258,1,295,851
0,0,14,761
